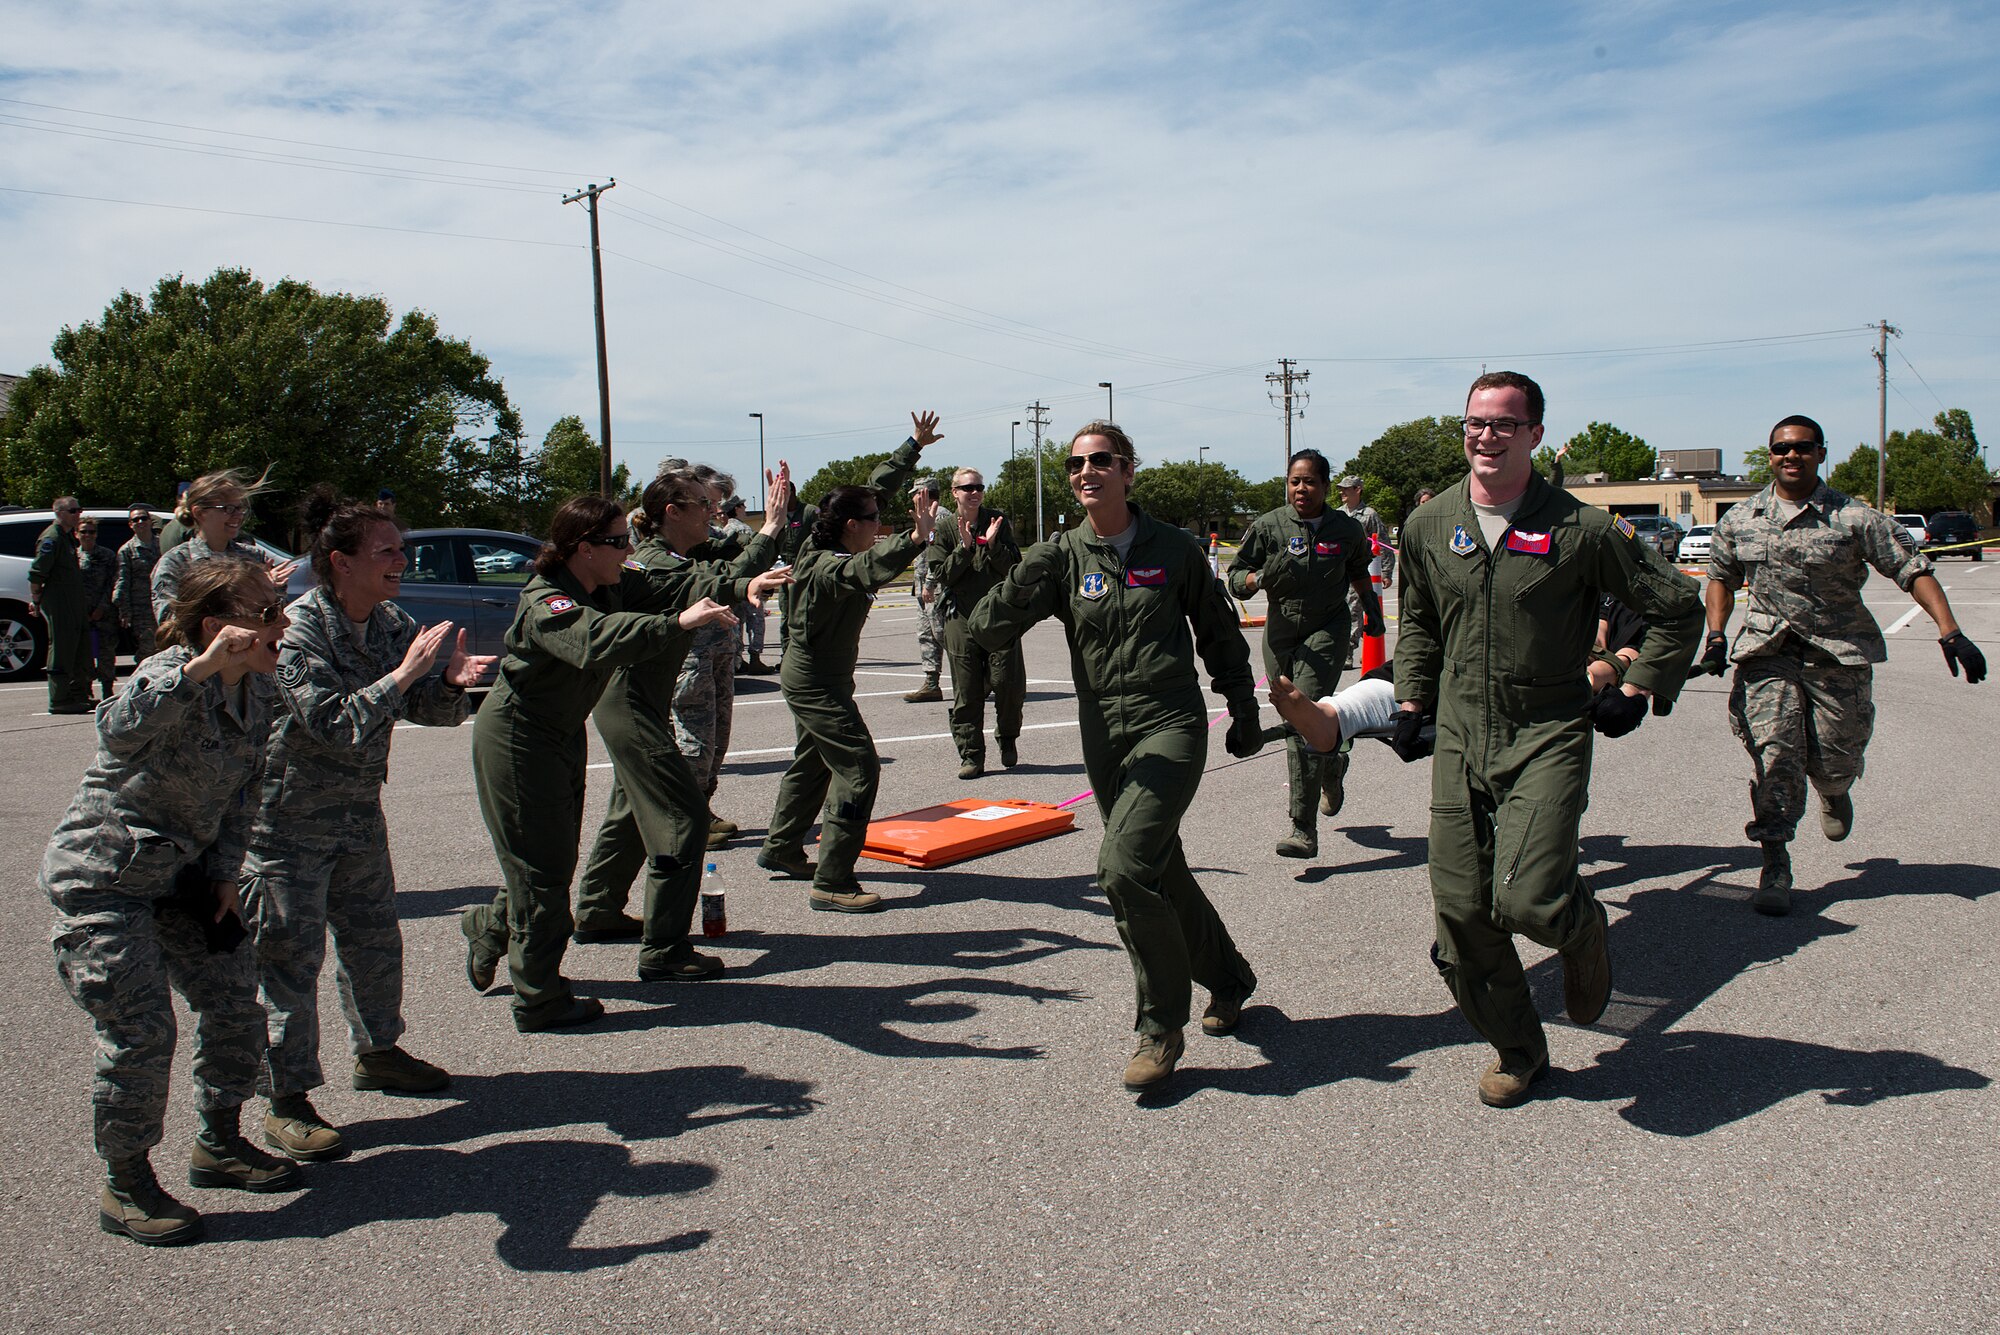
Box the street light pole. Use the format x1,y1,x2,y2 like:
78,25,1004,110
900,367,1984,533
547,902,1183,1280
748,412,765,512
1098,382,1114,422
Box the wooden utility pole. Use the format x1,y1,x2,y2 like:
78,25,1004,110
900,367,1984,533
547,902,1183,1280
563,180,618,495
1266,359,1310,470
1873,318,1899,508
1027,401,1050,540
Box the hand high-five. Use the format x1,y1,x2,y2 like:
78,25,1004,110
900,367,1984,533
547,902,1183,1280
911,411,943,448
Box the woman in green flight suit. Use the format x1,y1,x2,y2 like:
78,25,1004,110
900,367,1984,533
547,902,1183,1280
571,466,792,979
1227,448,1380,860
969,421,1266,1093
459,495,745,1032
757,414,942,912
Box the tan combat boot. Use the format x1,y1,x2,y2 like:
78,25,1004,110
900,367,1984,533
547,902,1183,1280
1122,1030,1185,1092
100,1155,202,1246
265,1094,348,1161
353,1046,451,1094
1477,1052,1549,1108
191,1108,306,1192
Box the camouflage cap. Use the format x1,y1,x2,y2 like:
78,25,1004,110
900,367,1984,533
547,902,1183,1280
1336,474,1364,489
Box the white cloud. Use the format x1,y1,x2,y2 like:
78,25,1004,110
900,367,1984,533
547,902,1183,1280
3,0,1996,495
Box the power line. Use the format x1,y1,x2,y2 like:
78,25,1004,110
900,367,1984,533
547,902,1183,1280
1295,328,1871,365
0,95,591,177
1893,346,1949,413
0,184,576,249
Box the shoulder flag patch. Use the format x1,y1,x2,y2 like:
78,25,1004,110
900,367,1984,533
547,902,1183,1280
1504,529,1552,555
1449,525,1477,557
1614,515,1637,540
541,594,578,615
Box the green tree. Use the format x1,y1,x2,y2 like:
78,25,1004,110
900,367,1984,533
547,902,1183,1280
1342,416,1469,525
0,268,520,538
1820,410,1986,512
1242,476,1285,517
523,415,632,534
1131,461,1248,531
986,439,1082,541
1827,445,1878,503
1532,420,1655,481
1744,449,1775,487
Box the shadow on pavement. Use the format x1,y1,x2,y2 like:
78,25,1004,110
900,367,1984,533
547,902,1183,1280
714,925,1116,980
589,973,1083,1059
886,867,1109,917
1294,823,1429,883
224,1138,714,1271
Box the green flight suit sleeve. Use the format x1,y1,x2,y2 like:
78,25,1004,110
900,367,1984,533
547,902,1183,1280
866,438,924,499
1393,536,1443,707
834,532,921,593
1227,516,1268,600
969,539,1066,651
1181,542,1256,708
626,562,739,615
525,587,685,670
1589,522,1702,702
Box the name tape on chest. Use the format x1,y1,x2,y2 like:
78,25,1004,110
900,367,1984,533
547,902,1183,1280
541,594,578,615
1504,529,1552,556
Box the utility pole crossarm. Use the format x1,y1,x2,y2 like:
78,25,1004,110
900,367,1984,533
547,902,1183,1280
1266,359,1310,471
563,179,618,496
1874,319,1900,510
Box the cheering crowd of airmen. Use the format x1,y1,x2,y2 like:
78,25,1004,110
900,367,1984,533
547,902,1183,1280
28,371,1988,1247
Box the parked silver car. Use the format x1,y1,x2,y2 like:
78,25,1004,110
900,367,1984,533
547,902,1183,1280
0,506,304,681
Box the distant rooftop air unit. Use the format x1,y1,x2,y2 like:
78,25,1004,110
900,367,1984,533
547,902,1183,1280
1657,449,1723,477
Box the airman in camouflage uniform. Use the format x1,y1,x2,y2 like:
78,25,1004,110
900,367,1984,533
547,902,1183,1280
76,520,120,700
904,479,946,702
113,507,162,663
1704,414,1985,914
241,585,473,1160
151,534,272,626
45,635,304,1245
1337,475,1387,667
674,511,755,813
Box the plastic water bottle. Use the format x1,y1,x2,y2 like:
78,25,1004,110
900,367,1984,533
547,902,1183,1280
700,862,727,938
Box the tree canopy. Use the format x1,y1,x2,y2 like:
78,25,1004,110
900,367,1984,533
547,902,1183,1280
1341,416,1470,525
986,440,1082,542
1533,420,1655,481
1130,460,1249,532
0,268,528,540
1826,409,1989,512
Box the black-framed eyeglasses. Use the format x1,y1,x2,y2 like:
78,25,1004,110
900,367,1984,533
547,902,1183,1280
1064,450,1118,475
1463,418,1536,438
954,483,985,492
583,532,632,550
1768,440,1822,456
201,503,248,517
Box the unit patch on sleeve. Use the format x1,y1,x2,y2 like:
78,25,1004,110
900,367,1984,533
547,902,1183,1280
541,594,578,614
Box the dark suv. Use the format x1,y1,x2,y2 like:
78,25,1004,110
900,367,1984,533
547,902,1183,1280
1923,511,1983,561
1622,514,1684,561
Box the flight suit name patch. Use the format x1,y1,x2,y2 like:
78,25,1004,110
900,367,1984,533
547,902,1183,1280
1287,535,1308,555
1450,525,1476,556
1079,572,1109,600
542,594,578,614
1314,540,1340,556
1125,567,1166,588
1504,529,1552,555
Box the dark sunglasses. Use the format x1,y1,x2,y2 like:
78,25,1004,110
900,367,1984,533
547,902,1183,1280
233,602,286,626
583,532,632,549
954,482,985,492
1768,440,1822,456
1064,450,1118,475
854,511,882,522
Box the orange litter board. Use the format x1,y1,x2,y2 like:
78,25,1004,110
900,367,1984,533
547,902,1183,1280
859,799,1078,869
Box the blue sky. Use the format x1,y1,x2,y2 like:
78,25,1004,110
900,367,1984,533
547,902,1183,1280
4,1,1998,491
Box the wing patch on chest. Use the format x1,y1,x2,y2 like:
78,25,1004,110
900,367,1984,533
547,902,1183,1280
1314,540,1341,556
1504,529,1552,555
1125,567,1166,588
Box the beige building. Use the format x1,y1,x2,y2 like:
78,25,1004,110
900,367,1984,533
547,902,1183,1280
1561,475,1761,527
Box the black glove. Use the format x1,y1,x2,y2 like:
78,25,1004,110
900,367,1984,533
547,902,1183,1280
1941,630,1987,684
1589,684,1649,738
1698,632,1729,676
1361,596,1385,639
1389,709,1431,762
1224,700,1265,758
155,861,248,954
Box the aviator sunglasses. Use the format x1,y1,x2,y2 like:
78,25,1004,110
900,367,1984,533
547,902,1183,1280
1064,450,1119,475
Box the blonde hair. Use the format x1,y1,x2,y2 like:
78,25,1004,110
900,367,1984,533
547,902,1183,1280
158,558,271,649
187,465,275,514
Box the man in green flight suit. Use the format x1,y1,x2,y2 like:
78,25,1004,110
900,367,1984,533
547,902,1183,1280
1394,372,1701,1108
925,466,1025,779
29,496,94,714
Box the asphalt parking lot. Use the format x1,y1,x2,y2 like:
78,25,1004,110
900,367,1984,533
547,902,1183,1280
2,562,1997,1333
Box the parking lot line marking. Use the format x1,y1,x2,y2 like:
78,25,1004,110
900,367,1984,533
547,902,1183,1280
584,717,1084,769
1886,591,1944,635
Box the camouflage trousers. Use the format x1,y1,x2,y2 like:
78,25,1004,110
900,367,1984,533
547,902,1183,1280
86,617,118,691
1728,653,1874,844
125,617,158,663
241,804,406,1098
738,599,766,662
50,887,262,1163
916,596,943,677
673,633,738,796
